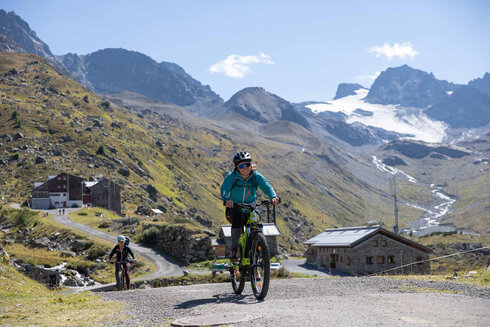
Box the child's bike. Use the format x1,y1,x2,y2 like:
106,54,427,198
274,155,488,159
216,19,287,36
228,199,280,300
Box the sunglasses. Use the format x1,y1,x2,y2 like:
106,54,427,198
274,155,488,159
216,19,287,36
238,162,251,169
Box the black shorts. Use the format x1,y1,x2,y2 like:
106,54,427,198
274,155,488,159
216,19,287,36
225,207,247,228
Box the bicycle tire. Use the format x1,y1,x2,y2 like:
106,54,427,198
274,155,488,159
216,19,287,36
121,266,126,290
231,244,245,295
250,232,270,300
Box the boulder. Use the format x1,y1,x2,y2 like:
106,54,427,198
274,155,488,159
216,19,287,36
13,132,24,140
61,250,76,258
64,276,85,287
35,156,46,164
118,167,130,177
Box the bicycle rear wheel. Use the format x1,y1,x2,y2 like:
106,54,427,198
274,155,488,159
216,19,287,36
250,232,270,300
230,244,245,295
117,267,124,291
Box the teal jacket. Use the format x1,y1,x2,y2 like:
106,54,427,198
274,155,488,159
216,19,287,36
221,169,277,204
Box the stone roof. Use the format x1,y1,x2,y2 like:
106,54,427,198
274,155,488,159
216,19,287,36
304,225,432,253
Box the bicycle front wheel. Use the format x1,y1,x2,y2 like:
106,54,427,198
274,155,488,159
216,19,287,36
231,244,245,295
250,232,270,300
117,268,124,291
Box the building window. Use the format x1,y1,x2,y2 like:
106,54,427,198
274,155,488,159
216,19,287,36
347,257,351,265
388,256,395,263
416,257,423,265
381,239,387,247
377,256,385,264
340,256,343,263
372,240,378,247
366,256,373,264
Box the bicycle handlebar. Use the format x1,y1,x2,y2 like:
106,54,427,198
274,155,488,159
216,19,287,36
223,197,281,209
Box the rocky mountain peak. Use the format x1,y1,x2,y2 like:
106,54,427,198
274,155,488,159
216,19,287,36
222,87,310,129
468,72,490,96
365,65,459,108
333,83,366,99
0,10,55,61
58,47,223,113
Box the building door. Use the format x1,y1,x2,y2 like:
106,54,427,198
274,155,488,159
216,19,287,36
63,202,66,208
330,254,338,268
320,255,325,267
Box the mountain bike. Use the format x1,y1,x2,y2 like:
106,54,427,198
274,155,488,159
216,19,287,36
115,259,132,290
228,199,280,300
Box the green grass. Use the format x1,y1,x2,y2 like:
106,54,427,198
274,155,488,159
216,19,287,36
0,263,125,326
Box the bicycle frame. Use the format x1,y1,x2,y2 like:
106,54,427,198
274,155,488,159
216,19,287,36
236,210,262,267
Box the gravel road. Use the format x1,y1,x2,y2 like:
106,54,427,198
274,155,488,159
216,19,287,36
100,277,490,326
11,205,184,290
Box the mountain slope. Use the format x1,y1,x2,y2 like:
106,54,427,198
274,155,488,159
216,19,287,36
0,53,427,252
425,86,490,128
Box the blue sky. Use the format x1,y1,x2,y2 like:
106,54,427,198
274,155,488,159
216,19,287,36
2,0,489,102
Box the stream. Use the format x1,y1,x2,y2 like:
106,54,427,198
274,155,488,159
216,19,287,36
372,156,457,236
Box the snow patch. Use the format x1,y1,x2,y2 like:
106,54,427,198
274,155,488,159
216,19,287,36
307,89,447,143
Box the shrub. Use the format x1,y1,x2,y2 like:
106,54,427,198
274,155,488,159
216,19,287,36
100,101,111,109
11,111,18,120
86,246,108,261
141,226,160,245
77,212,88,216
16,208,36,227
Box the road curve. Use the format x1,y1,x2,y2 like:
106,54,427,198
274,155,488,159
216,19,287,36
11,205,183,289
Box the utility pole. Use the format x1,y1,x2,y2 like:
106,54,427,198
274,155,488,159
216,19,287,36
392,176,399,235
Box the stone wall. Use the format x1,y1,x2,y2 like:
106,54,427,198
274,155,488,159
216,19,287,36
306,234,431,275
142,223,215,263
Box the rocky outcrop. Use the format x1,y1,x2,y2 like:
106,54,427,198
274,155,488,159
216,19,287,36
334,83,365,99
141,224,215,263
381,140,472,159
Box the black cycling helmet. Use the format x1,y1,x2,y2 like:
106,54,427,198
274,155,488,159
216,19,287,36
233,151,252,165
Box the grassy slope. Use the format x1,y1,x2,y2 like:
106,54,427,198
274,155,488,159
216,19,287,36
0,206,153,283
0,53,425,254
376,142,490,235
0,262,125,326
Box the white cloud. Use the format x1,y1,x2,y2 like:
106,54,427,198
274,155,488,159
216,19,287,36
209,53,274,78
369,42,418,60
357,71,381,80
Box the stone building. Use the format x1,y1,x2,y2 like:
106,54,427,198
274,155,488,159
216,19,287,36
31,173,84,209
215,223,280,258
304,225,432,275
89,178,121,214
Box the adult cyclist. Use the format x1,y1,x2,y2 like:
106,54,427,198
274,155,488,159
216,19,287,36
108,235,136,290
221,151,279,259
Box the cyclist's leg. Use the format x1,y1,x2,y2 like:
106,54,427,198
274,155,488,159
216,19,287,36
124,262,130,290
230,207,245,257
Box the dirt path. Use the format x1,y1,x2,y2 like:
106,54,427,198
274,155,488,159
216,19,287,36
100,277,490,326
